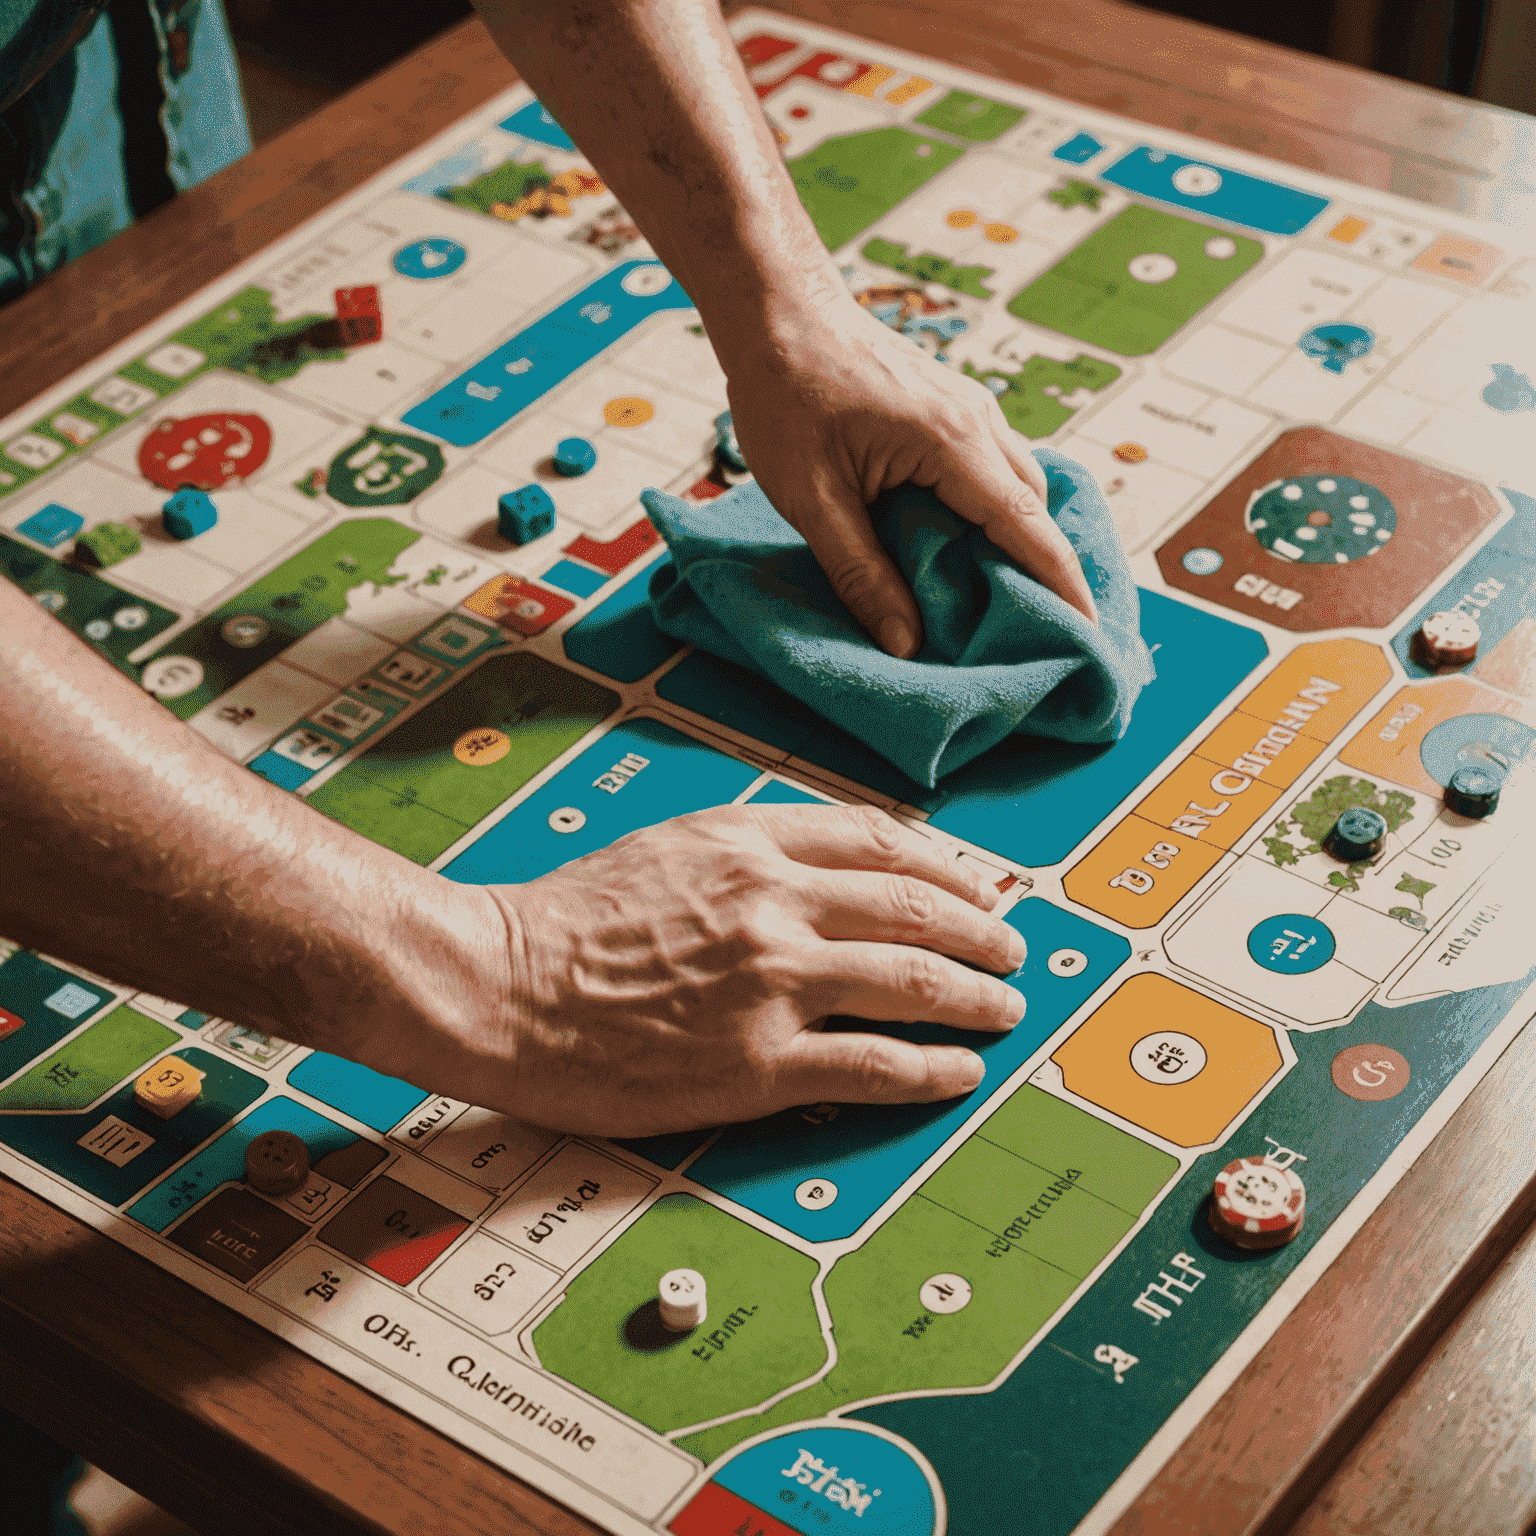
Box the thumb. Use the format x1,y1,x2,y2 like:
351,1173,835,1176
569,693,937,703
776,471,925,659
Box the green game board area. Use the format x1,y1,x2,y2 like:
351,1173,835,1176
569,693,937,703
533,1193,823,1434
1008,204,1264,355
306,653,619,863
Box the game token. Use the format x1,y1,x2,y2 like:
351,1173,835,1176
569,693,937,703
658,1267,707,1331
553,437,597,477
133,1055,205,1120
245,1129,310,1197
162,486,217,540
602,396,655,427
335,285,382,347
1324,805,1388,863
1445,764,1502,819
1112,442,1148,463
497,484,556,545
221,614,269,649
1208,1156,1305,1250
1412,610,1480,669
72,521,141,569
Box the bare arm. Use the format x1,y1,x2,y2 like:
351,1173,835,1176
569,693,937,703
471,0,1097,649
0,583,1023,1133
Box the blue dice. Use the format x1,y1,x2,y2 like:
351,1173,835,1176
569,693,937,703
498,484,556,545
17,503,84,548
162,487,217,540
553,437,597,478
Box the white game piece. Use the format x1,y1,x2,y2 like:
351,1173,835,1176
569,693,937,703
658,1267,707,1331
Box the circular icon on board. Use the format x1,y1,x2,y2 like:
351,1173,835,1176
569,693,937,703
548,806,587,834
1331,1043,1410,1102
1129,1030,1208,1085
453,728,512,767
392,237,467,280
795,1177,838,1211
1171,164,1223,196
1128,252,1178,284
918,1273,972,1314
1247,913,1335,975
220,614,269,649
603,396,655,428
1419,712,1536,788
1205,236,1239,259
34,589,65,613
83,618,113,641
141,655,205,699
1047,948,1088,978
1244,475,1396,564
620,263,673,297
1182,547,1223,576
113,605,149,630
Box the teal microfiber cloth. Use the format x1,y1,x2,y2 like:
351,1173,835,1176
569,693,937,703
640,448,1156,789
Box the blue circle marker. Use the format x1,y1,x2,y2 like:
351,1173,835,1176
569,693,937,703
709,1424,938,1536
1183,547,1223,576
1420,712,1536,788
392,238,467,280
553,437,597,477
1248,913,1335,974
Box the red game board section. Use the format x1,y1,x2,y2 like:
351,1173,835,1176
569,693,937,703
670,1481,800,1536
137,412,273,491
0,1006,23,1042
738,33,797,68
367,1221,469,1286
683,476,725,502
564,517,662,575
463,573,575,637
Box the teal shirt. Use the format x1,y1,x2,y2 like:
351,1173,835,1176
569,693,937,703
0,0,251,303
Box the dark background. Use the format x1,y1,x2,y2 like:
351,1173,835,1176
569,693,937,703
224,0,1534,145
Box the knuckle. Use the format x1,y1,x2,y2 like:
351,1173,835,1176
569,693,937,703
848,1036,907,1089
850,804,903,857
825,554,891,609
898,951,949,1011
888,873,935,927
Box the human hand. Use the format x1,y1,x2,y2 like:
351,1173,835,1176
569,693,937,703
447,804,1025,1137
720,292,1098,657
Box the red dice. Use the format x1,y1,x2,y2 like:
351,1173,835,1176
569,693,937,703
334,285,382,347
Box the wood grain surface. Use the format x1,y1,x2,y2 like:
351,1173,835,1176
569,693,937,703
3,5,1535,1534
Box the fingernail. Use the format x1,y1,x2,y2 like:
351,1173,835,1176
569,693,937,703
959,1054,986,1091
1005,929,1027,972
1003,986,1027,1026
879,615,918,658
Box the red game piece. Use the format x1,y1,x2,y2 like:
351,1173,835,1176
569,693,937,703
334,285,382,347
563,516,662,576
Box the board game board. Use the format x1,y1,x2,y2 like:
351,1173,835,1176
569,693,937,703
3,12,1535,1534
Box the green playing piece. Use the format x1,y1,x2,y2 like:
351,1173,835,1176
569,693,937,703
72,522,141,569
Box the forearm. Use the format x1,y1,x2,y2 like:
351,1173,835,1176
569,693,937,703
0,582,502,1082
471,0,842,351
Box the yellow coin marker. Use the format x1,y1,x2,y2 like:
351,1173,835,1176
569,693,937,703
453,728,512,767
134,1055,206,1121
946,209,978,228
1113,441,1149,464
982,222,1019,243
603,396,655,428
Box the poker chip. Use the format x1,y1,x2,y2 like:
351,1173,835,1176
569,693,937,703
1208,1155,1305,1250
1413,610,1481,669
1244,474,1396,565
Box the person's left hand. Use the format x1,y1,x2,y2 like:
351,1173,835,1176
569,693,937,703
720,291,1097,658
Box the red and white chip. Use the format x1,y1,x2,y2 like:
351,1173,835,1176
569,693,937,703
1415,610,1480,668
1210,1155,1306,1245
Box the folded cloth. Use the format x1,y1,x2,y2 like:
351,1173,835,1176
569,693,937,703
640,448,1155,789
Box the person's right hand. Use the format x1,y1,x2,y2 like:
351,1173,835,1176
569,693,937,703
439,804,1025,1137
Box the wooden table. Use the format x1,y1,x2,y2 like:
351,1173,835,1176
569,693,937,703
3,5,1535,1532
